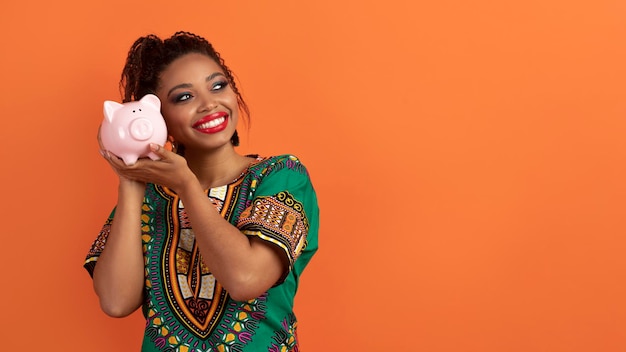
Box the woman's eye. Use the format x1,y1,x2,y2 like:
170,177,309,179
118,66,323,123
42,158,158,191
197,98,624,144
174,93,192,102
211,81,228,91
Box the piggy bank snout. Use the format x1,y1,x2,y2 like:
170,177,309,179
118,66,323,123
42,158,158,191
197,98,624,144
129,117,155,141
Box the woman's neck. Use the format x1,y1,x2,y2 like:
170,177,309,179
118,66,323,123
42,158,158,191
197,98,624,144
184,146,252,189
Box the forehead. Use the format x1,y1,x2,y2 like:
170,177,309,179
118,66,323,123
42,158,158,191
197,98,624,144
158,53,224,87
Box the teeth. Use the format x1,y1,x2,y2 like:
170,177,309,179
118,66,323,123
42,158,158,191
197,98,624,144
196,117,225,129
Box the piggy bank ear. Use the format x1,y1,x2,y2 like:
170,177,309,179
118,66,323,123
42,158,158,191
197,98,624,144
103,101,124,122
140,94,162,110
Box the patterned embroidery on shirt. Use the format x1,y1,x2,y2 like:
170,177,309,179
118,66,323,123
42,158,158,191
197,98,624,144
141,182,268,351
237,191,309,264
237,155,309,213
144,294,268,352
268,313,299,352
83,218,112,275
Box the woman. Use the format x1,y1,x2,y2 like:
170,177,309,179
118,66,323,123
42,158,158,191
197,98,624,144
84,31,319,352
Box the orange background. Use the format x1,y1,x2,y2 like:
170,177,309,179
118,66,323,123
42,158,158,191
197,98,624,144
1,0,625,351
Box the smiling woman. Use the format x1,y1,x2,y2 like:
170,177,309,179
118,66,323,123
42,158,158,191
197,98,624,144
83,31,319,352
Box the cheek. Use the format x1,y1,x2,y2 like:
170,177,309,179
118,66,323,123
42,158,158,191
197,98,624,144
226,96,241,121
223,88,240,111
160,109,185,135
161,104,186,122
160,110,174,129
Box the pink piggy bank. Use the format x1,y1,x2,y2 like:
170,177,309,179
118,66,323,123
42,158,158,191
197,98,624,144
100,94,168,165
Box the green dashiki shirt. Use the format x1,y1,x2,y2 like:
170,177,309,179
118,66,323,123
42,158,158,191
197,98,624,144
84,155,319,352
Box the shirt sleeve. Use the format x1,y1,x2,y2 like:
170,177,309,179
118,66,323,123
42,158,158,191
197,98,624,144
83,209,116,277
236,155,319,275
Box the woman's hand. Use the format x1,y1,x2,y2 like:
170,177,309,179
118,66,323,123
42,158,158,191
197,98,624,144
97,124,144,191
97,124,194,190
101,143,195,192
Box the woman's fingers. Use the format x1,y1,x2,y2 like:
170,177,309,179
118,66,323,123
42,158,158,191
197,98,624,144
149,143,175,162
99,143,189,189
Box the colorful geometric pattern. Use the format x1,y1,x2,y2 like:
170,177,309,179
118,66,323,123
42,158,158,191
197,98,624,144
238,191,309,265
142,179,253,349
83,219,112,276
268,313,299,352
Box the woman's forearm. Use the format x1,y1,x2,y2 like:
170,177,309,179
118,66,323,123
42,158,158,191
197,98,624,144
177,181,286,302
92,180,146,317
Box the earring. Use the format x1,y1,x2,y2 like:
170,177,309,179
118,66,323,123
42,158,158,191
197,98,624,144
168,136,178,153
231,130,240,146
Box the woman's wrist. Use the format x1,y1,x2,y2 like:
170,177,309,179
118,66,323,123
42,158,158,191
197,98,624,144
176,176,204,201
118,178,146,199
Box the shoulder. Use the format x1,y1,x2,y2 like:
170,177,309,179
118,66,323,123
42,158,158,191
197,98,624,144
248,154,311,178
244,154,316,198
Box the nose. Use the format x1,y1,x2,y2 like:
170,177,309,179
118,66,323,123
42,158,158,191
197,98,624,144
197,91,218,113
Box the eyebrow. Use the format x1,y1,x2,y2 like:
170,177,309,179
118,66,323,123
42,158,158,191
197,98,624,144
166,72,226,97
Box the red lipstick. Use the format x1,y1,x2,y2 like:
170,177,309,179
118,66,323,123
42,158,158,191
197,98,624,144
192,112,229,134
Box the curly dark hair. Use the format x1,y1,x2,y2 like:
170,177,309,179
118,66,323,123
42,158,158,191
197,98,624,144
119,31,249,147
